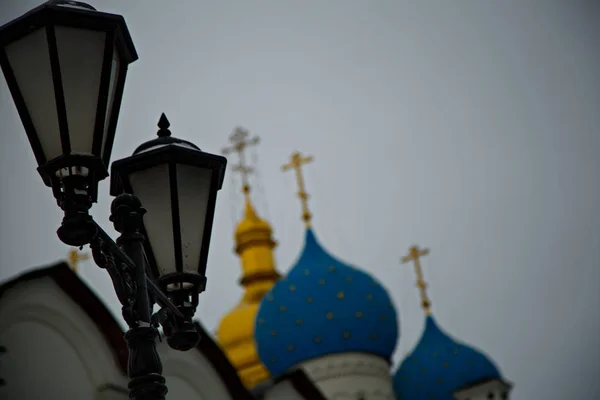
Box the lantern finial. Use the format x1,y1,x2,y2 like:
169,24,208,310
47,0,97,11
157,113,171,137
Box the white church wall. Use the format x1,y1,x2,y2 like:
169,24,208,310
157,339,235,400
163,375,201,399
1,320,97,399
96,384,129,400
264,379,308,400
453,378,512,400
0,268,250,400
0,277,128,399
299,352,394,400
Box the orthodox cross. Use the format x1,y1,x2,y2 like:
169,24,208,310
67,248,90,273
222,126,260,199
282,151,314,228
401,245,432,315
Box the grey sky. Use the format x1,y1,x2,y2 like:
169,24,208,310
1,1,599,399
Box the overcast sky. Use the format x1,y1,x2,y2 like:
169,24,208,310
1,1,599,399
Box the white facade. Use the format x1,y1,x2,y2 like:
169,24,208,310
157,339,237,399
298,352,394,400
0,276,127,400
0,265,248,400
265,380,307,400
454,378,512,400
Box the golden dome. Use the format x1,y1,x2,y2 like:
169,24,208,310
234,198,276,254
217,194,280,388
217,128,281,388
217,301,269,386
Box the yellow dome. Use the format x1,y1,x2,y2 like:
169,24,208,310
217,194,280,388
234,199,275,253
217,301,269,386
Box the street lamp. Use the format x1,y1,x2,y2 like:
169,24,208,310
0,2,227,399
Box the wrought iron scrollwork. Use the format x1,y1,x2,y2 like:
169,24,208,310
90,233,140,327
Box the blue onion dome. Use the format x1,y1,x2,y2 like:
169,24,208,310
393,316,501,400
255,228,399,377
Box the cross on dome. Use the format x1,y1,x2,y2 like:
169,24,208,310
281,151,314,228
67,248,89,273
401,245,432,315
222,126,260,197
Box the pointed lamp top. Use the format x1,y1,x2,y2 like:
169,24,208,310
47,0,97,11
132,114,200,155
157,113,171,137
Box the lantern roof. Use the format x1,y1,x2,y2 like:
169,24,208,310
0,0,137,65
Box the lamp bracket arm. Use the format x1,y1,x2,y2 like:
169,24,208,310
89,220,186,323
90,224,140,325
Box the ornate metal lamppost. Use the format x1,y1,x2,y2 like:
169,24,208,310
0,2,227,399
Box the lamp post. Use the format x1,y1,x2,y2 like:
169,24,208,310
0,2,227,399
0,346,6,387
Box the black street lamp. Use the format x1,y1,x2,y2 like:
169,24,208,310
0,2,227,399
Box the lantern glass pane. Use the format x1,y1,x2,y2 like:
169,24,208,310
55,26,105,155
176,164,212,274
129,163,175,277
5,28,61,161
101,50,121,158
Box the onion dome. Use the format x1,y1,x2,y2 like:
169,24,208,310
395,245,502,399
393,316,501,400
216,128,280,388
255,228,399,377
234,197,276,254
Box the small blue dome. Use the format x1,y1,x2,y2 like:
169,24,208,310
255,229,399,377
393,316,501,400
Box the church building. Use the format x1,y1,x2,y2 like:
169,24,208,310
0,127,512,399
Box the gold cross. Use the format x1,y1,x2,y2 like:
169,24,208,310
282,151,314,228
67,248,89,273
401,245,432,315
222,126,260,198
